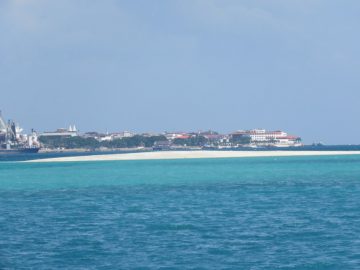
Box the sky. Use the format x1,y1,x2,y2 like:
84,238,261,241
0,0,359,144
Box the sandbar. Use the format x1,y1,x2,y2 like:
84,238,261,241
25,150,360,163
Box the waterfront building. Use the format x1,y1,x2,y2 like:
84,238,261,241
231,129,302,147
40,125,78,138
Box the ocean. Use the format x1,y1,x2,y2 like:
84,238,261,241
1,155,360,269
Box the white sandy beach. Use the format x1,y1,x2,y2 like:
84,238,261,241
25,150,360,163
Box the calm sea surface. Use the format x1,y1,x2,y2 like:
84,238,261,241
1,155,360,269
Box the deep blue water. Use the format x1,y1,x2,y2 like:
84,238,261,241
1,155,360,269
2,144,360,162
0,149,152,162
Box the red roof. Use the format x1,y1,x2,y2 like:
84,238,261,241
177,135,190,139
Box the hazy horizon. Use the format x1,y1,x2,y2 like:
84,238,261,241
1,1,359,144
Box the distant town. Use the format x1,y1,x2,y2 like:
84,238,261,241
38,126,303,151
1,111,304,152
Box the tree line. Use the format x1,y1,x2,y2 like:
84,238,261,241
39,135,168,149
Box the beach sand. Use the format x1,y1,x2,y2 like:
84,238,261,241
25,150,360,163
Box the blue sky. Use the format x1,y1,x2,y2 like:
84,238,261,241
1,0,359,143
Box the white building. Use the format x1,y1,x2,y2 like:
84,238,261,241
96,131,135,142
40,125,78,137
232,129,302,147
112,131,134,139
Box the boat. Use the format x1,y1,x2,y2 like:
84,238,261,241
0,111,41,154
0,146,40,154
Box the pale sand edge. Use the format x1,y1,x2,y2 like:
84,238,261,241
24,151,360,163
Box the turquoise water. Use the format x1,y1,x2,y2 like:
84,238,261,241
1,156,360,269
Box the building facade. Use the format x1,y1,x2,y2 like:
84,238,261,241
231,129,302,147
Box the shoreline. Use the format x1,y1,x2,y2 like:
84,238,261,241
24,150,360,163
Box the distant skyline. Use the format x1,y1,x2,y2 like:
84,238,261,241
1,1,360,144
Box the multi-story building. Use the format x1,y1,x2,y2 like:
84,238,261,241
40,125,78,138
231,129,302,147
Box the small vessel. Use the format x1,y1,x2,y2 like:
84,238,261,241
0,111,40,154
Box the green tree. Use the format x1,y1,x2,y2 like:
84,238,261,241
230,135,251,145
39,134,169,149
173,135,208,146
